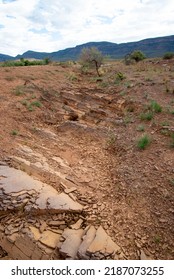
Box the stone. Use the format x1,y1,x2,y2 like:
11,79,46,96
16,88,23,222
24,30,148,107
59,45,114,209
87,226,120,258
59,229,84,259
49,229,63,235
47,193,83,212
11,199,18,204
65,176,77,184
87,216,97,223
7,233,18,244
68,193,77,201
60,179,77,191
27,219,37,224
70,219,83,230
0,161,8,166
78,226,96,259
39,221,47,233
48,221,66,227
31,246,43,260
0,165,83,213
0,225,5,232
3,200,11,204
41,253,51,260
39,230,60,249
7,206,15,210
11,245,30,260
64,187,77,194
59,225,67,230
52,157,69,168
15,235,36,257
140,249,149,260
29,226,41,241
6,225,19,235
0,165,44,194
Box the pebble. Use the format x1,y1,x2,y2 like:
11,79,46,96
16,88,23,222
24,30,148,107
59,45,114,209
0,225,5,231
7,233,18,243
3,200,11,204
7,206,14,210
40,221,47,233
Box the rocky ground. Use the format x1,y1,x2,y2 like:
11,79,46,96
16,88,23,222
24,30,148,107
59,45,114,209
0,58,174,259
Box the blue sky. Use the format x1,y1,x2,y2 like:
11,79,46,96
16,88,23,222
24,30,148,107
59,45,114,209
0,0,174,56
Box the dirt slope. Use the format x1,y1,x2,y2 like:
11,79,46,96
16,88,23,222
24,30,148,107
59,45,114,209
0,59,174,259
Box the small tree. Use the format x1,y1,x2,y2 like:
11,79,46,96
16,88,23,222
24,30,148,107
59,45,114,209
79,47,104,76
44,57,51,65
130,50,146,62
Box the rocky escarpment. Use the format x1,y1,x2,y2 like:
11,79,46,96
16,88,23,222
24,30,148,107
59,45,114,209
0,159,122,260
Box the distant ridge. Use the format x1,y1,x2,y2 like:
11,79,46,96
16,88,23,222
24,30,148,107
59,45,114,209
0,53,15,62
0,35,174,62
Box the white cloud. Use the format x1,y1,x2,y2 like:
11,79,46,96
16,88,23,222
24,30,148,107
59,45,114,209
0,0,174,56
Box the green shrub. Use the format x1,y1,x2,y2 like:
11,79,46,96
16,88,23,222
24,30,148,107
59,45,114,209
140,111,153,121
150,100,162,113
43,57,51,65
11,130,18,136
21,100,28,106
30,101,42,107
1,58,47,67
163,52,174,60
116,72,126,81
130,50,146,62
15,85,25,96
137,134,151,149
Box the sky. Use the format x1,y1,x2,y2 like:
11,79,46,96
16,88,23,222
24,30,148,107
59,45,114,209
0,0,174,56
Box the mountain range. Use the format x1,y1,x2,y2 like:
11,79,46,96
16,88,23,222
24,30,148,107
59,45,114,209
0,35,174,62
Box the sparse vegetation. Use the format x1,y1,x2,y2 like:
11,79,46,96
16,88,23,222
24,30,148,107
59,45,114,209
160,128,171,136
169,178,174,186
161,121,170,126
123,114,133,125
137,134,151,149
15,85,25,96
11,130,18,136
115,72,126,81
23,100,42,111
170,133,174,148
106,133,117,151
149,100,162,113
140,111,153,121
154,235,161,244
30,101,42,108
137,124,145,132
67,73,78,81
20,100,28,106
1,58,50,67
